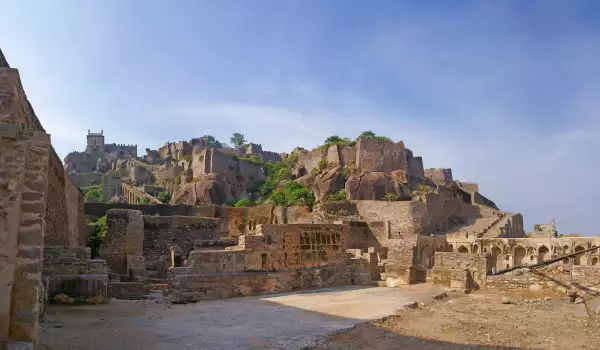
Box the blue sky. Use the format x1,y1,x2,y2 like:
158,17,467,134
2,1,599,234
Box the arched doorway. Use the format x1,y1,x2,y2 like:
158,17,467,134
513,246,527,266
592,257,598,266
448,244,454,252
574,246,585,265
458,246,469,253
491,247,503,270
472,245,479,253
538,246,550,262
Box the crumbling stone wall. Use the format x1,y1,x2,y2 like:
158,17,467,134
487,266,600,295
167,223,368,300
43,247,108,303
142,215,220,262
296,148,327,174
101,209,144,275
431,252,491,289
336,220,388,249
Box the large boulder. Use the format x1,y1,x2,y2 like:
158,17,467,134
170,172,244,205
346,172,411,200
312,166,345,201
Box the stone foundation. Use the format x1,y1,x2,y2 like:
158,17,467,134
108,282,147,300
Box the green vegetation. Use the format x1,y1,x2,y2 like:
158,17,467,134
139,196,151,204
230,133,246,149
173,171,184,185
316,135,357,151
270,181,315,209
236,154,263,165
156,191,170,203
190,138,199,145
326,189,347,202
87,216,107,258
383,193,400,201
82,185,103,202
359,130,392,142
411,184,438,200
180,154,193,162
317,158,327,171
233,198,254,207
202,135,224,148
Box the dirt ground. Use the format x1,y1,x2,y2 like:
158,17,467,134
312,291,600,350
39,285,447,350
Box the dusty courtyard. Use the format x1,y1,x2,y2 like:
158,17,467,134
40,284,446,350
313,290,600,350
40,284,600,350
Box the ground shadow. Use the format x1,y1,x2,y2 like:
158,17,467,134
41,285,526,350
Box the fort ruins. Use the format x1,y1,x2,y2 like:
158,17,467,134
1,47,599,349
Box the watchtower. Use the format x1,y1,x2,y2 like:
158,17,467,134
86,129,105,153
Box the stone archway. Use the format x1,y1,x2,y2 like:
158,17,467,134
472,244,479,253
491,247,503,271
538,246,550,262
592,257,598,266
448,244,454,252
458,246,469,253
513,246,527,266
574,246,585,265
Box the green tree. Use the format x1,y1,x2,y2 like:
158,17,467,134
87,216,107,258
360,130,376,138
139,196,151,204
230,133,247,148
202,135,223,148
324,135,343,145
190,138,198,145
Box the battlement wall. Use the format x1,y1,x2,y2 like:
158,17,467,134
356,136,409,172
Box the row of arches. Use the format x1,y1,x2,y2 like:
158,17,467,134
449,242,599,270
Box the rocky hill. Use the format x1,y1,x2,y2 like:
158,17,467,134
64,130,497,211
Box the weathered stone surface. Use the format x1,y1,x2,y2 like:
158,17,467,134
312,167,345,202
345,172,411,201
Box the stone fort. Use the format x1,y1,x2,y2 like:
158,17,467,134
1,47,599,349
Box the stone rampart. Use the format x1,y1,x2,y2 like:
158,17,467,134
356,136,408,173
